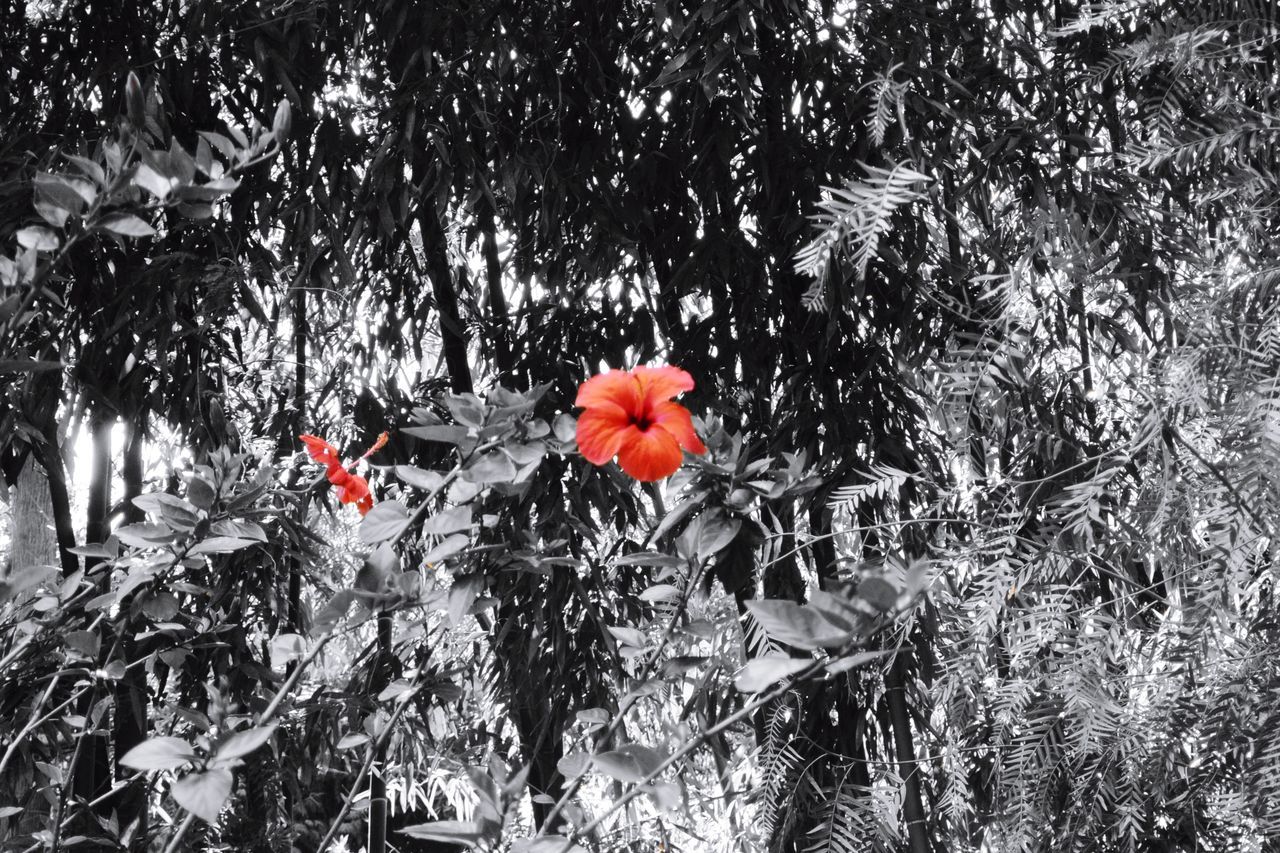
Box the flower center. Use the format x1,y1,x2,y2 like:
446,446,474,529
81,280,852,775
633,414,653,431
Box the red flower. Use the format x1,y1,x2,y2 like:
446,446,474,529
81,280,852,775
575,365,707,482
299,433,376,516
300,434,341,467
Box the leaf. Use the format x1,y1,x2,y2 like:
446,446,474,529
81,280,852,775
421,505,473,535
444,393,486,427
140,592,179,621
64,630,101,658
422,532,470,565
358,500,410,544
646,780,684,811
209,519,266,541
213,725,277,763
402,424,472,446
614,551,683,568
115,522,175,549
691,511,741,564
270,633,305,664
857,577,899,611
398,821,484,847
448,574,483,626
0,359,63,373
120,737,198,771
639,583,681,602
336,733,369,750
394,465,445,491
556,752,591,778
16,226,58,251
552,413,577,442
607,625,647,648
171,768,233,823
512,837,588,853
592,750,646,783
313,589,355,633
825,649,893,675
735,655,813,692
188,536,256,555
96,213,155,238
745,600,853,650
35,171,92,207
356,542,400,592
576,707,609,726
460,451,518,485
593,744,665,783
0,806,23,818
35,202,70,228
133,164,173,199
198,131,236,161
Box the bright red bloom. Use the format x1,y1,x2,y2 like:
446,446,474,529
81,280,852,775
300,434,341,467
575,365,707,482
299,433,376,516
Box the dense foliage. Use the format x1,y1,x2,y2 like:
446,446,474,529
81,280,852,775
2,0,1279,851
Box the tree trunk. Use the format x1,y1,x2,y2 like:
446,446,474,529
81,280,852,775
112,422,148,835
887,654,931,853
6,456,58,575
72,412,113,814
418,206,474,394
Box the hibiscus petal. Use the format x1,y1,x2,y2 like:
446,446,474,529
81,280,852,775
576,404,632,465
575,369,642,414
634,366,695,409
651,401,707,455
327,464,353,487
617,426,683,482
338,474,370,505
356,493,374,516
300,434,341,465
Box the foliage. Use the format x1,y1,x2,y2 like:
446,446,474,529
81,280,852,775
2,0,1280,852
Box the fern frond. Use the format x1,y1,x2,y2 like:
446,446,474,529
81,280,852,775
795,161,932,294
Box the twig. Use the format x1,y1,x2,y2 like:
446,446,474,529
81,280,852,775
160,812,196,853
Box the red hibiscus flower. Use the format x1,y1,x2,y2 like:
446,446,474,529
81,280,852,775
575,365,707,482
299,433,380,515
